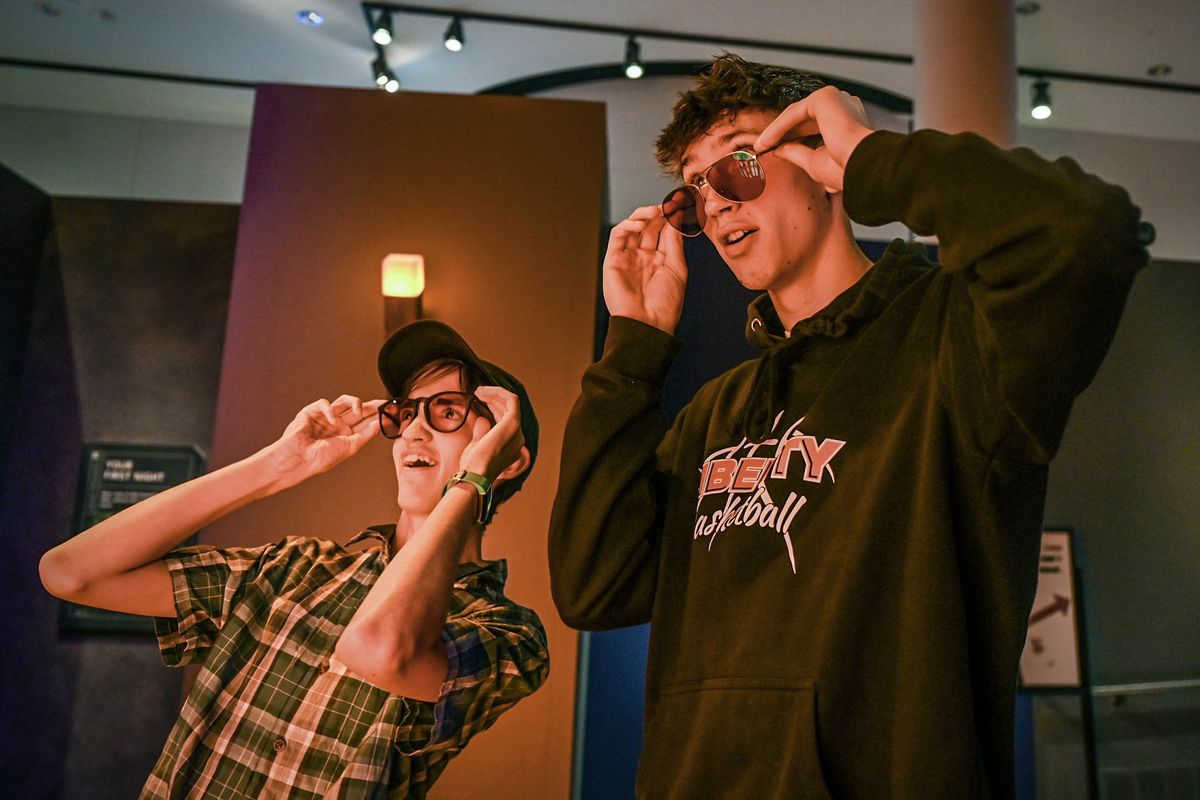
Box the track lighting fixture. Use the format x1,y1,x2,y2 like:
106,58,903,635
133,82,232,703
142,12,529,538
371,55,389,87
383,71,400,93
1031,78,1052,119
623,36,644,79
444,16,464,52
372,10,393,46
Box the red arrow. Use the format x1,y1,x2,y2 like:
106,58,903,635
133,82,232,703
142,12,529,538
1029,594,1070,626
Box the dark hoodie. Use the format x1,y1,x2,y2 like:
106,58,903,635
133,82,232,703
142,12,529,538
549,129,1149,799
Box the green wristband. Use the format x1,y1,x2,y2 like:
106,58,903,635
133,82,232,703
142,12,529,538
442,470,496,524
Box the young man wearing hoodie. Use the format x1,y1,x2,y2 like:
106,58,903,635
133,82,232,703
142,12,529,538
548,54,1151,799
41,320,547,798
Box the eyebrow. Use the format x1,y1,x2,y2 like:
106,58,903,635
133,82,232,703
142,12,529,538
681,130,758,179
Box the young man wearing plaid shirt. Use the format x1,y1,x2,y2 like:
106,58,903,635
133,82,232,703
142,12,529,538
41,320,548,798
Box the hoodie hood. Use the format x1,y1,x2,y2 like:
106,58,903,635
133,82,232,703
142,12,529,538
738,239,933,440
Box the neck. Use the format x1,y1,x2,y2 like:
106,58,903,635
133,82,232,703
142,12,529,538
393,511,485,562
768,219,873,331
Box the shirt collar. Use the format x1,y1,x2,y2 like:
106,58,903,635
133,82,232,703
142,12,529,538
346,524,508,586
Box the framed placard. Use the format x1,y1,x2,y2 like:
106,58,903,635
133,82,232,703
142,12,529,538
59,443,205,635
1019,529,1083,689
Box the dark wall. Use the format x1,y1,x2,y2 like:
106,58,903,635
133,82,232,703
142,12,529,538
0,165,51,473
0,164,78,798
1044,259,1200,684
2,193,238,799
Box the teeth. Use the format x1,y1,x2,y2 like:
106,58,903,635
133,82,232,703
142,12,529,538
727,230,749,245
403,454,436,467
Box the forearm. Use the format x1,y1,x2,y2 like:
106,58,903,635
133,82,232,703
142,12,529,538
337,484,478,671
550,316,678,629
40,444,297,597
846,129,1147,460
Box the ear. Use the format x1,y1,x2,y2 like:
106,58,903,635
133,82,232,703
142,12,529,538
493,445,532,486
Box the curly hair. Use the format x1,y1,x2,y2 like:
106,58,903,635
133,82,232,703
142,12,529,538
655,54,827,178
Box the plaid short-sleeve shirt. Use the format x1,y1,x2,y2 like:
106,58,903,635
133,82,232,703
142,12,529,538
142,525,549,799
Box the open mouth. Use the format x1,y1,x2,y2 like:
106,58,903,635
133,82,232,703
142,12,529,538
724,228,756,247
402,453,437,468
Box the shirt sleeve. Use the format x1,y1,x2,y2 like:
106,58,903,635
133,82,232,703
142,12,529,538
548,315,684,630
394,601,549,757
844,129,1149,464
152,542,277,667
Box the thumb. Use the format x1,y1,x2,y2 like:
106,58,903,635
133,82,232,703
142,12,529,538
772,141,841,193
471,415,491,443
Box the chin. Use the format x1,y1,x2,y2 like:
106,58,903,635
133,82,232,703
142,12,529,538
396,492,438,518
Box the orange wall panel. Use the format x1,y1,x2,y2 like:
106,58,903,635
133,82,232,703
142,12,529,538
205,84,606,799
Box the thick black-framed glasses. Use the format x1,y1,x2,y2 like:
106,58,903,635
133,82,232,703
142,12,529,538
378,391,494,438
661,149,766,237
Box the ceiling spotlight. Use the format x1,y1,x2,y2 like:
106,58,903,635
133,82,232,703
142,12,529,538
444,16,464,52
383,72,400,93
296,10,324,27
372,55,389,87
372,10,393,46
1030,78,1052,120
623,36,644,80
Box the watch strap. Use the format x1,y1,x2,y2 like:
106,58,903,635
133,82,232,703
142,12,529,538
442,470,496,524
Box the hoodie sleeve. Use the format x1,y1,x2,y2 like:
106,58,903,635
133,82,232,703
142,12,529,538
843,129,1150,464
548,315,682,630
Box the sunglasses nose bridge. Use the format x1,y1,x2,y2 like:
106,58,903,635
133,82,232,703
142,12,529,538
397,398,434,439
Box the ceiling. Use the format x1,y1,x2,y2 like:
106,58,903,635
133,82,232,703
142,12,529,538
1,0,1197,144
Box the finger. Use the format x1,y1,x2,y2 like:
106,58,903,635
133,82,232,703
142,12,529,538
470,415,491,443
331,394,365,422
848,93,869,126
317,398,353,434
607,221,647,260
474,386,518,428
658,219,688,274
753,97,819,154
638,213,667,251
770,140,819,173
769,141,840,193
349,409,380,433
607,207,662,258
311,399,336,428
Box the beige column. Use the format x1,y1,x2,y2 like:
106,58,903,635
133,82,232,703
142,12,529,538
914,0,1017,147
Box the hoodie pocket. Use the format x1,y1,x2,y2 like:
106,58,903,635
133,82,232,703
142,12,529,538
637,677,833,800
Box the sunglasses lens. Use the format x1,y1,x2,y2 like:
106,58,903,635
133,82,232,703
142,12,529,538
427,394,471,432
708,151,765,202
661,185,704,236
379,402,405,438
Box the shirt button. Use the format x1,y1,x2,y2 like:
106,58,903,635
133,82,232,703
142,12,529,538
273,737,287,752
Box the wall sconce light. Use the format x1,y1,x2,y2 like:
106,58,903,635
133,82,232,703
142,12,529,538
382,253,424,331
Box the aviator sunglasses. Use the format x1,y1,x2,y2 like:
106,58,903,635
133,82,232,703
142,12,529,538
378,391,494,439
661,149,766,237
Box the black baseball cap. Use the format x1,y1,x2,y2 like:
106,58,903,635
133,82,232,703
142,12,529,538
378,320,538,494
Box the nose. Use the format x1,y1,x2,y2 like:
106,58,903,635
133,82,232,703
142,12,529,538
700,182,734,220
400,403,432,441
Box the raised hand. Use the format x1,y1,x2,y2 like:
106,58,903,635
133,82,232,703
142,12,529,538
458,385,527,482
753,85,874,194
270,395,385,483
603,205,688,335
